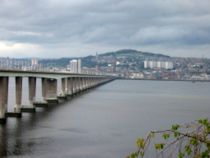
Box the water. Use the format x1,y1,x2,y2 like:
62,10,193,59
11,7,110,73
0,80,210,158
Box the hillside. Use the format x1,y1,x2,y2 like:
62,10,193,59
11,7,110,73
82,49,171,68
99,49,170,58
37,49,171,68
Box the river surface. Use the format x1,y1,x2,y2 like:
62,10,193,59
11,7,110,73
0,80,210,158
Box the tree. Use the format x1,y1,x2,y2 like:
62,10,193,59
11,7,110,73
127,118,210,158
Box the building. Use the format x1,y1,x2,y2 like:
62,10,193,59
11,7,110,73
31,58,39,70
69,59,81,73
165,61,174,69
0,57,31,70
129,72,144,79
77,59,81,73
144,60,174,70
31,58,38,66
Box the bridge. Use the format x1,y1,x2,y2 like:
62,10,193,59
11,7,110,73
0,70,116,124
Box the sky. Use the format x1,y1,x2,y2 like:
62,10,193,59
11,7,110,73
0,0,210,58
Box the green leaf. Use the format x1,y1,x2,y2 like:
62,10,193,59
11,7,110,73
136,138,145,149
198,118,209,127
178,152,184,158
190,138,198,146
155,143,165,150
185,145,192,155
201,150,209,158
171,124,180,131
173,131,180,138
162,133,170,140
130,152,138,158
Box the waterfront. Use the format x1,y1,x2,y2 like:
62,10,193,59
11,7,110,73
0,80,210,158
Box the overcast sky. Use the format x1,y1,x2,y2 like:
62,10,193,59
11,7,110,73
0,0,210,58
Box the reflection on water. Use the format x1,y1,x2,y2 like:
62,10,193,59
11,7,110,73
0,80,210,158
0,125,7,157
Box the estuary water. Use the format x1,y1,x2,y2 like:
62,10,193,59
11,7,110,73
0,80,210,158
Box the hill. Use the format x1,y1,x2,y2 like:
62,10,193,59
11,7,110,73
99,49,170,58
82,49,171,68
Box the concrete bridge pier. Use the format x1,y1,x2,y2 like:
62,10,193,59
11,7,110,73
57,78,68,101
79,77,83,92
67,78,73,97
86,77,91,89
7,77,23,118
61,78,67,95
93,78,97,87
21,77,36,113
97,78,102,86
0,77,8,124
86,77,90,89
78,77,83,92
75,77,80,94
72,77,78,95
83,77,88,90
44,78,58,105
34,78,49,108
12,77,23,117
83,77,88,91
90,77,94,88
77,77,81,92
72,77,77,95
80,77,85,91
93,77,96,87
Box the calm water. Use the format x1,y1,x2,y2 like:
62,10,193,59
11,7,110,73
0,80,210,158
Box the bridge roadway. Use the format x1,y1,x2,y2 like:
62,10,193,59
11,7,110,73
0,70,116,124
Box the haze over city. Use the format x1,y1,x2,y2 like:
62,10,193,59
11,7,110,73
0,0,210,58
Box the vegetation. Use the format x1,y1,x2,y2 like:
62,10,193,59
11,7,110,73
127,118,210,158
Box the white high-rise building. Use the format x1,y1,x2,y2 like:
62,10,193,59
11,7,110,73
144,60,148,69
70,59,81,73
144,60,173,70
77,59,81,73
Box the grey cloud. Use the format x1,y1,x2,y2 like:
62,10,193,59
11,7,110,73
0,0,210,57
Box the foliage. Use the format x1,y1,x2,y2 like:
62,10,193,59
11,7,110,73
127,118,210,158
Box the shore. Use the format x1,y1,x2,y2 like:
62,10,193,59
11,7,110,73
119,78,210,82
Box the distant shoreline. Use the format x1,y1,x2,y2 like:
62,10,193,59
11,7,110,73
119,78,210,82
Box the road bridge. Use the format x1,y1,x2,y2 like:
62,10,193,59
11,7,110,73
0,70,116,124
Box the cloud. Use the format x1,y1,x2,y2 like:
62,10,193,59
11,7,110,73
0,0,210,57
0,40,42,57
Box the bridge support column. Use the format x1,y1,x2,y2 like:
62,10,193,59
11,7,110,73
0,77,8,124
90,77,94,88
86,77,90,89
72,77,76,94
42,78,48,100
13,77,22,117
83,77,87,90
67,78,73,96
78,77,82,92
61,78,67,95
93,78,96,87
77,77,82,93
45,78,58,105
74,77,78,93
34,78,48,108
87,78,90,88
80,77,85,91
58,78,67,101
21,77,36,113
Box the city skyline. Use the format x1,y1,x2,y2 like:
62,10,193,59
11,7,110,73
0,0,210,58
